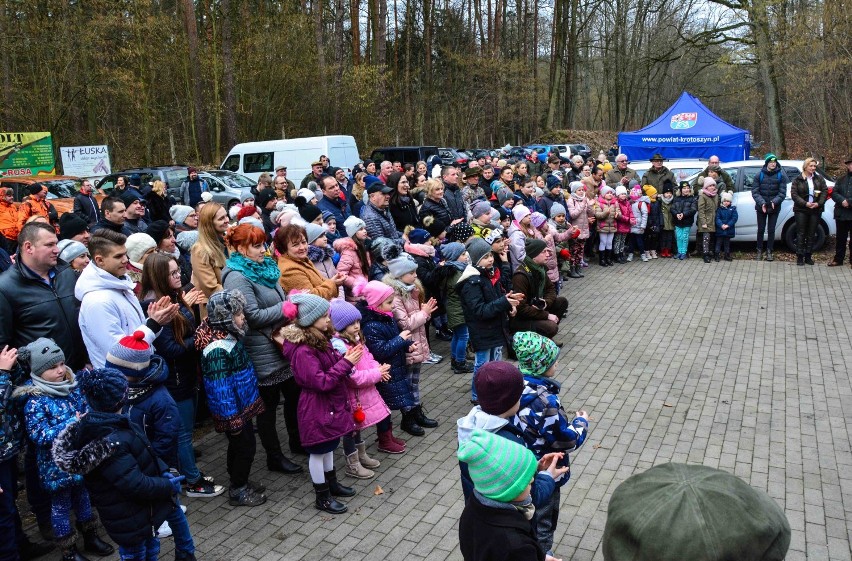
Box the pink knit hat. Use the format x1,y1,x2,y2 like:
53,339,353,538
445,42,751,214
512,205,531,223
353,280,394,308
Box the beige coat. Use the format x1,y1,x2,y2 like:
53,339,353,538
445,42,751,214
385,276,431,365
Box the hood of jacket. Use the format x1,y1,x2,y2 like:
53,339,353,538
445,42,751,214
333,236,357,253
52,412,127,475
75,262,136,301
404,242,435,258
280,324,311,364
384,275,424,299
126,356,168,404
456,406,510,444
457,264,480,285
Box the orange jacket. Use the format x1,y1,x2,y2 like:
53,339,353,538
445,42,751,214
17,197,50,231
0,200,18,241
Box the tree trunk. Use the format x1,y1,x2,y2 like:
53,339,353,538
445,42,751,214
351,0,361,65
750,0,787,156
222,0,237,149
314,0,325,70
180,0,211,162
0,0,9,125
376,0,387,66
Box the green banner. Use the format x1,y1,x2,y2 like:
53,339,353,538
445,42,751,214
0,132,56,177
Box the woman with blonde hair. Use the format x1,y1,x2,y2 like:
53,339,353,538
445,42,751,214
146,179,173,222
191,202,230,297
417,178,452,226
791,157,827,265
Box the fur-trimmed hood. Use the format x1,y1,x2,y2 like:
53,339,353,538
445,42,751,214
383,274,424,299
52,414,122,475
280,324,307,345
333,236,357,253
457,264,480,285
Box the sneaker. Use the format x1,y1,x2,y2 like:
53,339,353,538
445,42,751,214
180,504,187,513
580,259,589,268
186,478,226,498
229,485,267,507
640,252,649,262
423,352,442,364
626,252,634,262
157,520,173,538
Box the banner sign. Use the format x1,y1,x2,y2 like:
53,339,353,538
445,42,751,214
0,132,56,176
60,145,111,177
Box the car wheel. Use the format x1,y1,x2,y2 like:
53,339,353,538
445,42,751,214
783,220,827,252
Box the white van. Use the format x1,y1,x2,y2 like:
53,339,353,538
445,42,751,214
220,135,360,183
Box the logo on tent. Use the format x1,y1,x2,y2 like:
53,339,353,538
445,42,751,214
670,112,697,129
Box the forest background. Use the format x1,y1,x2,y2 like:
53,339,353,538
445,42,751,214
1,0,850,171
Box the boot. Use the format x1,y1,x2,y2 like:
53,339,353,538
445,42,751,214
605,250,614,266
765,249,774,262
755,250,763,261
313,483,347,514
598,252,608,267
79,520,114,556
61,546,91,561
376,429,406,454
805,253,814,265
617,252,627,264
713,252,720,262
566,265,581,278
414,404,438,428
267,454,303,474
325,470,356,497
451,359,473,374
724,252,733,261
574,264,584,277
345,451,375,479
797,254,805,266
400,409,425,436
388,425,406,447
356,442,381,468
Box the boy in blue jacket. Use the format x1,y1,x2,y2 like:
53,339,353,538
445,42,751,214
714,191,738,261
512,331,589,558
106,332,195,560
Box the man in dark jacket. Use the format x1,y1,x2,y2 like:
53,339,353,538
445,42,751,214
178,167,208,208
750,154,789,261
641,154,676,192
830,157,852,266
73,179,101,225
361,179,404,246
509,238,567,339
691,155,734,191
441,166,469,223
605,154,639,187
91,196,132,236
317,175,351,225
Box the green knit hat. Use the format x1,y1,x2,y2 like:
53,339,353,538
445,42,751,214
512,331,559,377
457,429,538,502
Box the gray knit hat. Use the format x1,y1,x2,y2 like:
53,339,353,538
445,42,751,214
344,216,367,238
305,222,328,245
465,237,492,267
387,254,418,278
287,293,331,327
169,205,194,225
22,337,66,377
207,289,248,337
240,189,255,204
175,230,199,253
57,239,88,264
550,202,567,218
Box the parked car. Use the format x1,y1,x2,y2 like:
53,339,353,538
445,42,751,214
166,170,255,209
683,159,836,251
95,166,189,195
438,147,470,169
568,144,592,160
369,146,439,166
525,144,572,162
630,159,709,185
0,175,91,217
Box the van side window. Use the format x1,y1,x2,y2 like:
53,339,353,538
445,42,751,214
244,152,273,173
223,154,240,173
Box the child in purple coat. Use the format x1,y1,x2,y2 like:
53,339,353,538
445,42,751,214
277,292,363,515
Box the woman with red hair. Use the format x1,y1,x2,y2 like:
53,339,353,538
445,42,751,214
221,223,304,474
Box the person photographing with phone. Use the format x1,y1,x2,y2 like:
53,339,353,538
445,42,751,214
509,238,569,341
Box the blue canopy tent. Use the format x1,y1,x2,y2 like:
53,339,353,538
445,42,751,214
618,92,750,162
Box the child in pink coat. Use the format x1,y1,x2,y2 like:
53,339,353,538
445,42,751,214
531,212,573,291
613,185,635,263
329,299,406,473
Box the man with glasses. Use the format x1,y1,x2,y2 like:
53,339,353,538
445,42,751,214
605,154,639,187
73,179,101,225
274,165,295,201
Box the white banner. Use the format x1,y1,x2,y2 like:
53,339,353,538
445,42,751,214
60,145,111,177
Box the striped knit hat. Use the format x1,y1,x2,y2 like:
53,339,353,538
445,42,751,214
105,331,152,373
457,428,538,502
513,331,559,377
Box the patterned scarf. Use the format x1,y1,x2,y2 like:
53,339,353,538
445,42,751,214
226,251,280,289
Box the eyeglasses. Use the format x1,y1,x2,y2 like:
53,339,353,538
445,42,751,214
169,269,181,278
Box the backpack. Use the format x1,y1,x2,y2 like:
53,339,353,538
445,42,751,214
757,170,782,185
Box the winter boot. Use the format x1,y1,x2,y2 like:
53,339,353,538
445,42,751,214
61,546,90,561
713,252,720,262
756,250,763,261
400,409,425,436
765,249,774,261
414,404,438,428
345,452,375,479
566,265,582,278
451,359,473,374
617,252,627,264
78,520,114,556
356,442,381,468
797,254,805,266
805,253,814,265
325,470,355,497
58,533,89,561
313,483,347,514
376,429,406,454
598,252,608,267
703,253,711,263
724,252,733,261
575,264,585,277
605,250,615,266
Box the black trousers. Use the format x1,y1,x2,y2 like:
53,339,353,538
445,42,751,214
256,377,302,459
834,220,852,264
795,212,819,254
756,211,779,251
509,297,569,339
225,422,256,488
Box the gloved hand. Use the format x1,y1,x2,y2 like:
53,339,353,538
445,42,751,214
559,248,570,260
162,472,185,495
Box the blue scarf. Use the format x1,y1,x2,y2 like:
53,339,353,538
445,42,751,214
226,252,280,289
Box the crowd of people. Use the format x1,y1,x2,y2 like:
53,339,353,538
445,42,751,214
0,146,844,561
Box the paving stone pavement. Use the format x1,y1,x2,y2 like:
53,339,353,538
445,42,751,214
28,256,852,560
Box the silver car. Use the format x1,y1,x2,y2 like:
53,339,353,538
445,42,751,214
168,170,255,209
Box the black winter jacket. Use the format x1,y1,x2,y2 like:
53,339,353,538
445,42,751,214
459,493,545,561
73,193,101,224
443,182,468,222
670,196,697,227
53,412,175,547
418,197,452,226
791,174,828,214
750,164,788,212
389,197,419,233
0,258,87,369
832,172,852,221
458,267,512,351
142,300,198,403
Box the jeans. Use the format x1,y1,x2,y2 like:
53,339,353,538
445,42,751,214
174,396,200,484
795,212,819,254
715,237,731,255
118,537,160,561
450,325,469,363
675,226,690,255
628,233,645,253
163,502,194,556
756,210,779,251
51,485,94,541
533,484,560,555
0,457,24,561
472,347,503,401
225,422,256,488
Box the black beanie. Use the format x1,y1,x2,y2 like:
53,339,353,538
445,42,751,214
299,203,322,224
58,213,89,240
256,189,276,210
525,238,547,259
145,220,172,246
